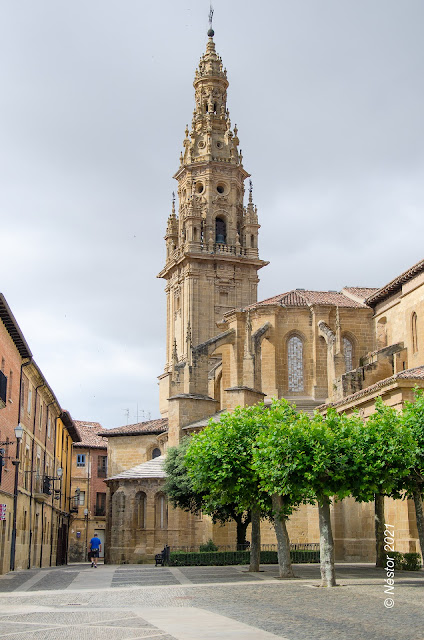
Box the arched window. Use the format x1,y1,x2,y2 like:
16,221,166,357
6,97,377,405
288,335,304,392
412,312,418,353
155,493,168,530
215,217,226,244
343,337,354,372
152,447,161,459
135,491,147,529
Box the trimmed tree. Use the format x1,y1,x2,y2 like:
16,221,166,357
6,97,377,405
401,388,424,559
256,407,364,587
253,399,310,579
163,437,251,547
352,398,416,567
184,405,272,572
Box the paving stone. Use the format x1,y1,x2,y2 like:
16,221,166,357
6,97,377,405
0,571,39,592
27,571,77,591
0,564,422,639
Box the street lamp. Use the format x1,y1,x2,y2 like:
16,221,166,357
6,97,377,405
10,424,24,571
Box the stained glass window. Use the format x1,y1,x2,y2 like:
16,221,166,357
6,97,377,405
288,336,304,392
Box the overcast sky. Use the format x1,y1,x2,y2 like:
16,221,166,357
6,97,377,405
1,1,423,429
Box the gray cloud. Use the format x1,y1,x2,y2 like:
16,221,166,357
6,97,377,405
1,0,423,427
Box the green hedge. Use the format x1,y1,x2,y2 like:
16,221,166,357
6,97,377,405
383,551,422,571
168,549,319,566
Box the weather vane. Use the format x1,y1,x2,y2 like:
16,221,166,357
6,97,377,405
208,4,214,34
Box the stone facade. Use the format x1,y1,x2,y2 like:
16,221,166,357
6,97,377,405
157,31,267,417
103,29,424,564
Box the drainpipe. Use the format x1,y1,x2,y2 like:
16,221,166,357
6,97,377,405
27,384,45,570
10,359,32,572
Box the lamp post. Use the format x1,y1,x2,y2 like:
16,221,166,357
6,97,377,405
84,508,89,561
10,423,24,571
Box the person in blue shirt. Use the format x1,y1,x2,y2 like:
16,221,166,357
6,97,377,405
89,533,102,568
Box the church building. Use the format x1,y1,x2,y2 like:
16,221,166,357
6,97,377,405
103,27,424,564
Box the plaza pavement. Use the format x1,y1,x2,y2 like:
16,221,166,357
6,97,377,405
0,562,422,639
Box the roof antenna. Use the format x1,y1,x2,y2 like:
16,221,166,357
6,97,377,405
208,4,214,37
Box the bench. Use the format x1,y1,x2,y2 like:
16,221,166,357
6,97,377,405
155,545,170,566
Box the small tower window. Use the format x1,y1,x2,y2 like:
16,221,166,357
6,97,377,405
215,217,226,244
250,234,255,248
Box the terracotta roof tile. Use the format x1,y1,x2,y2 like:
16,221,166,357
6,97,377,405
100,417,168,437
342,287,379,301
246,289,371,311
73,421,107,449
366,258,424,305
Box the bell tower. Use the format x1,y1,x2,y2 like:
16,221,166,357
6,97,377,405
158,25,267,415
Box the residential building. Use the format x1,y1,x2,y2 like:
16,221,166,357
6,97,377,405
68,421,107,562
0,293,80,573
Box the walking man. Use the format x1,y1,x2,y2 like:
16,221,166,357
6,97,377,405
89,533,102,568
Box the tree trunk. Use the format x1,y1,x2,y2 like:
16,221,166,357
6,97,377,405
235,511,251,548
249,507,261,572
318,498,336,587
413,490,424,561
272,494,294,578
375,493,385,568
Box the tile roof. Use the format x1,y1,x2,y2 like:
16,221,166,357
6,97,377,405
100,417,168,438
245,289,371,311
73,421,107,449
366,257,424,305
107,455,166,481
320,366,424,410
342,287,379,301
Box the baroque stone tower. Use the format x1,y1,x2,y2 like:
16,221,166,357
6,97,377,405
158,27,267,417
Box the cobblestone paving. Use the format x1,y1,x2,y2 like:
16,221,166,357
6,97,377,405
0,564,421,639
0,569,39,592
176,566,264,583
112,567,180,587
0,609,177,639
27,569,80,591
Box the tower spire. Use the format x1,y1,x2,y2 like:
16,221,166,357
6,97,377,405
158,27,268,414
